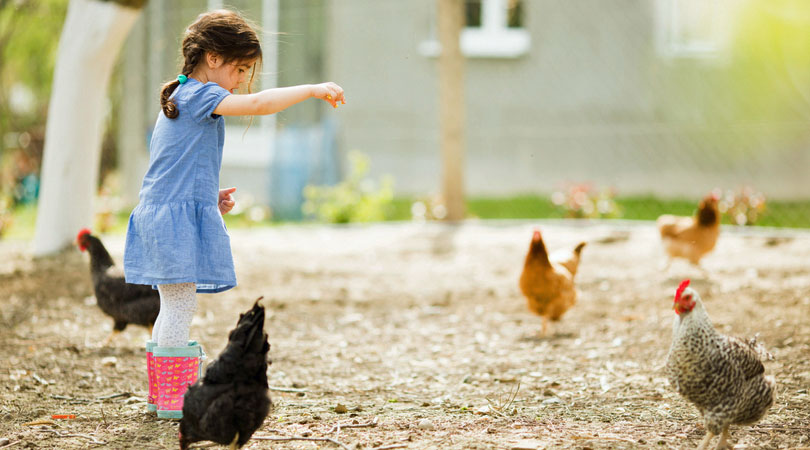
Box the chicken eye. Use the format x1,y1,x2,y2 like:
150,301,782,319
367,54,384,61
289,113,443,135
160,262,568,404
683,294,692,301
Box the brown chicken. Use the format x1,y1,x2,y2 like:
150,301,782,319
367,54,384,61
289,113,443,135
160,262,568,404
657,193,720,268
666,280,775,450
519,230,586,336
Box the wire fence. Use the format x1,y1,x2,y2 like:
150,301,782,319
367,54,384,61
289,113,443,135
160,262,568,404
302,0,810,227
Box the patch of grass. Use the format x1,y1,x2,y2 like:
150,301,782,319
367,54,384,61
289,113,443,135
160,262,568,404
388,198,415,221
0,205,275,241
753,200,810,228
399,194,810,228
3,194,809,242
467,195,562,220
614,196,697,221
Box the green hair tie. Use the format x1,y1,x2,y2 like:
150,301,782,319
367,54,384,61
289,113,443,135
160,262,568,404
177,74,188,84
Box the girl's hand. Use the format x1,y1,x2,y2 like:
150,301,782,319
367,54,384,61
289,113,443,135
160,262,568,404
311,82,346,108
219,187,236,215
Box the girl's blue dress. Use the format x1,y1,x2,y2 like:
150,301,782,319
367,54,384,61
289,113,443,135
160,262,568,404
124,79,236,293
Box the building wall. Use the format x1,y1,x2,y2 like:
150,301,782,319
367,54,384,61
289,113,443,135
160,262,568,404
326,0,810,200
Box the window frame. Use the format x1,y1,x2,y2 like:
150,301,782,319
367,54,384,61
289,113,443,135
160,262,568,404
420,0,530,59
656,0,731,59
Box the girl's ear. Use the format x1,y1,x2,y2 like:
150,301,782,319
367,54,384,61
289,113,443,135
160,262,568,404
206,52,222,69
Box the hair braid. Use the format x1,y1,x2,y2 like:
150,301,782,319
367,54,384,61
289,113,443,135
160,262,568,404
159,80,181,119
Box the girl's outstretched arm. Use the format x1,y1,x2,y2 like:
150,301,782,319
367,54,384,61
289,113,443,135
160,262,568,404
214,82,345,116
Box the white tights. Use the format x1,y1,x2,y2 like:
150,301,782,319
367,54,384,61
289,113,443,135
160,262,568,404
152,282,197,347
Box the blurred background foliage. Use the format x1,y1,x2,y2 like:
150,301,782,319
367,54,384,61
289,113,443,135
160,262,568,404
302,151,394,224
729,0,810,123
0,0,68,236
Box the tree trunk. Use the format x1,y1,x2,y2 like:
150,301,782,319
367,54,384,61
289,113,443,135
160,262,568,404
32,0,141,256
437,0,466,221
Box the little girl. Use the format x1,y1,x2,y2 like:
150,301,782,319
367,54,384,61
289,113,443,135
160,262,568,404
123,9,345,419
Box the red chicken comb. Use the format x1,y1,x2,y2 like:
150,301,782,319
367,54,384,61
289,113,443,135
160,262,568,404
532,229,542,241
674,279,691,302
76,228,92,242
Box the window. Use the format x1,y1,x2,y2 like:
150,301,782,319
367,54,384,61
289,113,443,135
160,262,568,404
656,0,732,58
420,0,530,58
466,0,483,27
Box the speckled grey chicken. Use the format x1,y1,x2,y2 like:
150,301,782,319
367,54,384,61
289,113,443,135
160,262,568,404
665,280,775,450
179,299,271,450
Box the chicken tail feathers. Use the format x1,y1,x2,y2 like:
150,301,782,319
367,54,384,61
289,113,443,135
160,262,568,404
747,333,774,361
243,300,265,352
204,298,269,383
566,241,587,276
233,297,266,352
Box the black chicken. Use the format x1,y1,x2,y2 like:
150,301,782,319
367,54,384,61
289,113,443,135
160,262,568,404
179,299,271,450
76,228,160,345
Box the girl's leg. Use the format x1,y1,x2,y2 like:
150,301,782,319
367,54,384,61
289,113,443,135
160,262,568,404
147,287,162,413
151,303,163,342
155,282,197,347
153,282,202,419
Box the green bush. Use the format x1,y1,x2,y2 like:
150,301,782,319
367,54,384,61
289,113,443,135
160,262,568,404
302,151,394,223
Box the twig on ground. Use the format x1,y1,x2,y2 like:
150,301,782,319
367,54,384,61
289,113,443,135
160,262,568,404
35,427,107,445
0,440,21,450
329,417,379,434
571,434,637,444
268,386,308,393
369,444,407,450
252,435,350,450
23,419,55,426
485,380,521,417
50,394,91,405
96,392,130,400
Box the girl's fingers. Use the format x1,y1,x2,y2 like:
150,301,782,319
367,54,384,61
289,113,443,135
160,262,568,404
320,83,344,108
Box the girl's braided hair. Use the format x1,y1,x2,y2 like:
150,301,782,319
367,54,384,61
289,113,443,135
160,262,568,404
160,9,263,119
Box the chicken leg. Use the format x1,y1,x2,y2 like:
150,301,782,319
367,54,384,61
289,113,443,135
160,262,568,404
229,432,240,450
101,329,120,347
697,431,714,450
715,427,731,450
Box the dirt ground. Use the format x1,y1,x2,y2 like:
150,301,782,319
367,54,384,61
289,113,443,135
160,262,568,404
1,220,809,450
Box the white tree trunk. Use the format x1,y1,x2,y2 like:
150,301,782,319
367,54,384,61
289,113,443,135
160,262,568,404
437,0,466,221
32,0,141,256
